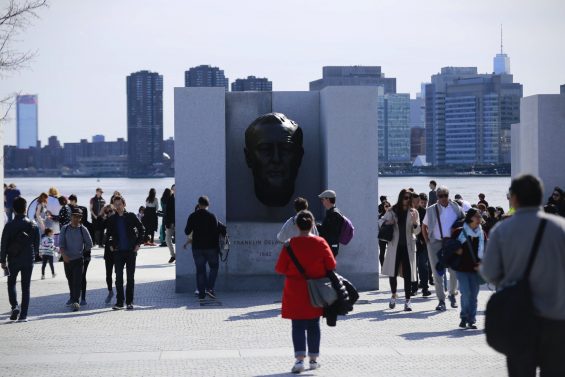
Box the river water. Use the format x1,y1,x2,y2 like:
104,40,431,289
7,176,511,213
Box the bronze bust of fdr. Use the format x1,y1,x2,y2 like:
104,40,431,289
244,113,304,207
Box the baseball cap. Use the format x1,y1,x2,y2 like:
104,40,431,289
71,207,83,216
96,187,104,193
318,190,336,199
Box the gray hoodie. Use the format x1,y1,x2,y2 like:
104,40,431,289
59,224,93,261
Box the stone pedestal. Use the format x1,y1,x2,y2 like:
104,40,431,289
512,93,565,198
174,87,379,292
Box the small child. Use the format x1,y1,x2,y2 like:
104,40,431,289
39,228,59,279
137,206,145,222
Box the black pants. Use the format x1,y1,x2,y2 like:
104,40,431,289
41,255,55,275
379,240,387,267
507,317,565,377
81,259,90,301
93,218,105,247
64,258,83,304
7,263,33,319
105,256,114,292
416,240,429,291
389,244,411,300
114,251,136,306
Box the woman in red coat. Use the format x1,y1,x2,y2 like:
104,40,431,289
275,210,337,373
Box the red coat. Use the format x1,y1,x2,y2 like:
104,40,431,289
275,236,337,320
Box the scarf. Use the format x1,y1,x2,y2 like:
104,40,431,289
458,223,485,259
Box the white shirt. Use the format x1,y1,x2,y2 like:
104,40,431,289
423,203,459,240
460,200,472,212
276,215,319,243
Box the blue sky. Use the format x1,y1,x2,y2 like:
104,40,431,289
2,0,564,145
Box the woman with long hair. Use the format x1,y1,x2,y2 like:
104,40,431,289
35,192,49,235
143,188,159,245
381,188,421,311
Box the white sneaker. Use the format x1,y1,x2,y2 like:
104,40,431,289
194,290,199,297
309,359,320,370
404,300,412,312
291,360,305,374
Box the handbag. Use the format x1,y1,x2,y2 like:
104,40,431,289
284,242,337,308
485,219,547,355
378,223,394,242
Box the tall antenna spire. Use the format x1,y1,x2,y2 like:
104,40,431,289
500,24,503,54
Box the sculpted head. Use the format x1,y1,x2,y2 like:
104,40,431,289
244,113,304,207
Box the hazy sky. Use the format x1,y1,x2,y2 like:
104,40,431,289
2,0,564,145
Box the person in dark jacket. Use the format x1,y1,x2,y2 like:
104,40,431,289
316,190,344,257
184,196,226,300
324,271,359,327
89,188,106,248
1,197,40,322
57,196,72,229
164,184,176,263
451,208,485,330
101,204,116,304
106,196,145,310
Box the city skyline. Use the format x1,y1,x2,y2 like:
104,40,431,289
1,0,564,146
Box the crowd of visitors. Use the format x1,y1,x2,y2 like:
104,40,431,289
2,175,565,376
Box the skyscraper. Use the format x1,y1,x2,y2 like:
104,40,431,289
231,76,272,91
493,26,511,75
16,95,38,149
126,70,163,177
309,66,396,93
425,67,522,167
184,65,229,91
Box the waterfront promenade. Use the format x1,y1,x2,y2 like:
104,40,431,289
0,245,506,377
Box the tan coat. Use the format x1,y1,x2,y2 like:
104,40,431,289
381,208,421,281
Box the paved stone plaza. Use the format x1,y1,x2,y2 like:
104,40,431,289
0,246,507,377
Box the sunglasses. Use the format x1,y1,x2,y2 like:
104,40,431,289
403,196,411,200
437,194,448,199
553,193,560,197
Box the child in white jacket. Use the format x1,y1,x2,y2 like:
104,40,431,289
39,228,59,279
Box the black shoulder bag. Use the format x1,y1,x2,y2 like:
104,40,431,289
284,242,337,308
485,219,547,355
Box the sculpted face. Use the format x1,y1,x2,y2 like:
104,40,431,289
244,113,304,207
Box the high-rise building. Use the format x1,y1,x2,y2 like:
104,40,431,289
560,84,564,95
425,67,522,166
16,95,38,149
309,66,396,93
231,76,272,92
126,70,163,177
411,127,426,161
382,93,411,163
493,27,511,75
184,65,229,91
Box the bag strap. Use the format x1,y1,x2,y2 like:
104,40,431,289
284,242,308,280
435,205,445,239
524,219,547,279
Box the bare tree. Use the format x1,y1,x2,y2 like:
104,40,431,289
1,0,48,121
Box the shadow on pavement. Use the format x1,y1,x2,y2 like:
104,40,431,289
400,328,483,340
226,308,281,321
254,373,316,377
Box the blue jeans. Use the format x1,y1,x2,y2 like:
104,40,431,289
291,318,321,357
7,263,33,319
192,248,219,298
457,271,480,324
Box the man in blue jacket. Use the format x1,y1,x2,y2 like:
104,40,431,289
1,197,40,322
